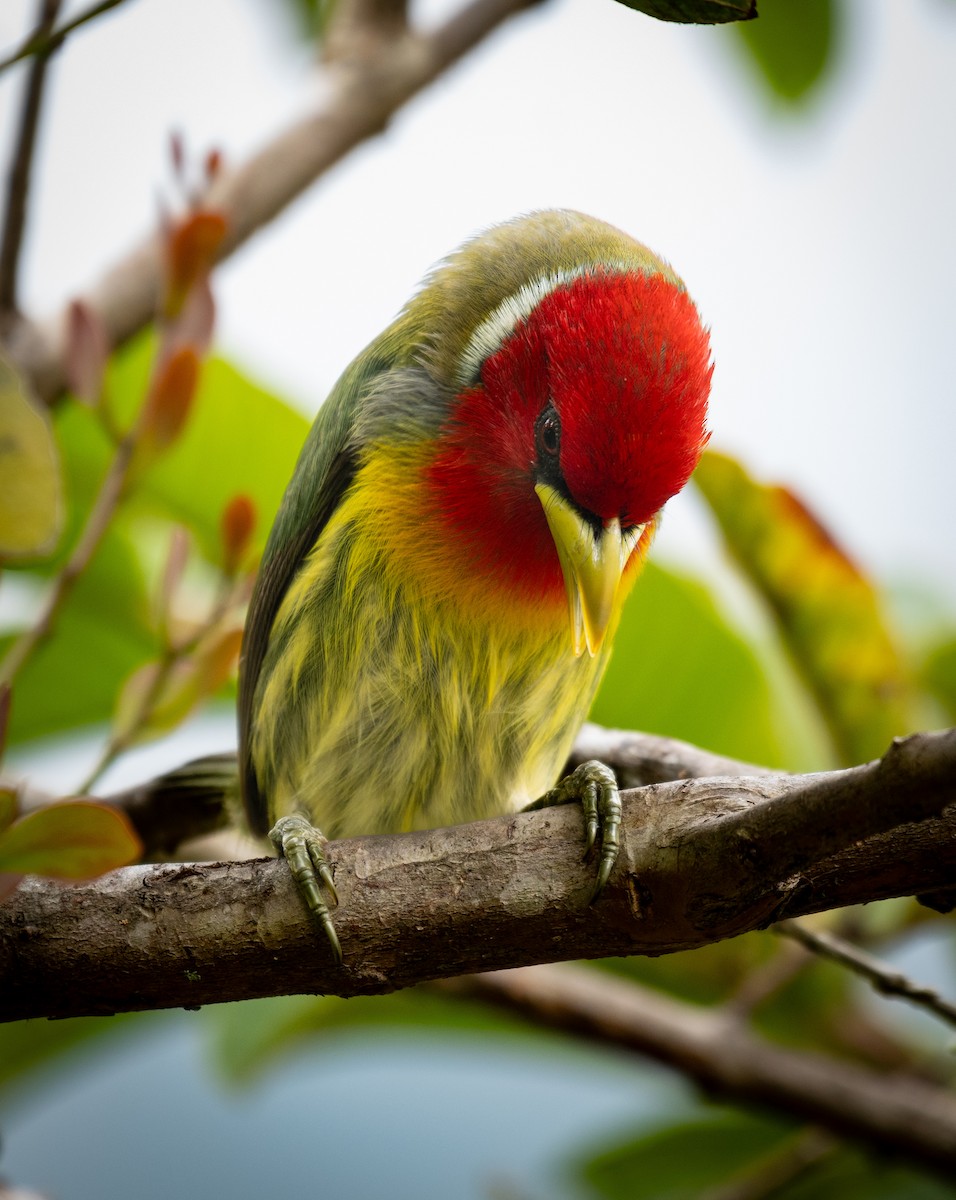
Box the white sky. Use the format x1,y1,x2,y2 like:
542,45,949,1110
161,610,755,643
2,0,955,613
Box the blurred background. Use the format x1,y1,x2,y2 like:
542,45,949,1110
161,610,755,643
1,1,955,1197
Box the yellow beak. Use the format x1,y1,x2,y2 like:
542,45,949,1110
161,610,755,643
535,482,644,658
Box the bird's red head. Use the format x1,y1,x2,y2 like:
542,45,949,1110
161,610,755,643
428,267,712,623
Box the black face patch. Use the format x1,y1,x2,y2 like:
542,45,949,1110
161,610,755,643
533,401,602,537
535,402,561,463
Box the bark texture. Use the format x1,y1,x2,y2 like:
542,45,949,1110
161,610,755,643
2,729,953,1023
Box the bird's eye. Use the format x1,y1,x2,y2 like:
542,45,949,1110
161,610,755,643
535,405,561,460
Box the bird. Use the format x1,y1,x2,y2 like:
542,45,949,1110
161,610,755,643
237,209,712,962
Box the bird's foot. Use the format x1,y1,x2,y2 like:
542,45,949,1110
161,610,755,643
525,760,621,902
270,813,342,964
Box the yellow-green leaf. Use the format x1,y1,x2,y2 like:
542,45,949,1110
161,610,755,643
730,0,836,104
694,450,916,765
0,352,63,558
592,561,793,769
0,800,141,879
922,635,956,724
0,786,17,834
56,338,309,566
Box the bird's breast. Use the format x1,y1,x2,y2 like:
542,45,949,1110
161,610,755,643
251,451,609,838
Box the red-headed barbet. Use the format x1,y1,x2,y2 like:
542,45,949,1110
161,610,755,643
238,210,713,962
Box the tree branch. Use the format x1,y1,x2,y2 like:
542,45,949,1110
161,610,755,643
776,919,956,1031
1,0,545,402
0,0,128,77
441,963,956,1177
2,729,953,1023
0,0,62,318
569,721,782,786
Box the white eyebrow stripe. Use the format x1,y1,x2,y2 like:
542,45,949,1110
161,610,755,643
455,260,635,388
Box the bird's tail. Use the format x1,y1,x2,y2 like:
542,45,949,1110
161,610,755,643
103,752,242,857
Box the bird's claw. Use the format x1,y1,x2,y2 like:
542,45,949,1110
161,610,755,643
270,813,343,964
527,760,621,902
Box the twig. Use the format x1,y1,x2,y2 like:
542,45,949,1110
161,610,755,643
77,638,191,796
2,0,544,402
76,577,242,795
446,964,956,1177
0,0,129,76
724,938,811,1018
0,420,138,687
777,919,956,1031
0,0,63,316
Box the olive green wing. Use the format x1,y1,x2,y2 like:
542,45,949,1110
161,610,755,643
238,348,392,836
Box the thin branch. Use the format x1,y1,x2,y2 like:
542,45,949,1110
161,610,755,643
0,0,63,317
0,419,138,686
569,721,782,787
1,730,954,1023
1,0,545,402
776,919,956,1031
444,964,956,1178
77,575,244,795
724,937,811,1018
0,0,130,77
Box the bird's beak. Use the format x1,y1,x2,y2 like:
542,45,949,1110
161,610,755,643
535,482,643,658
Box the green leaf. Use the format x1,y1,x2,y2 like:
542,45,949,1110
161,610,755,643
4,342,304,746
577,1108,956,1200
2,529,154,744
730,0,836,104
0,787,16,834
143,355,308,560
78,334,310,562
0,680,10,763
0,1011,159,1096
599,931,778,1008
579,1109,796,1199
767,1152,956,1200
208,989,548,1085
591,560,788,768
922,635,956,723
0,350,63,558
0,799,140,878
693,451,916,766
55,336,308,564
611,0,756,24
268,0,337,41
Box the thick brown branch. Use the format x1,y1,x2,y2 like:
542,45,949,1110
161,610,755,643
1,730,953,1023
3,0,544,402
442,964,956,1177
322,0,411,60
